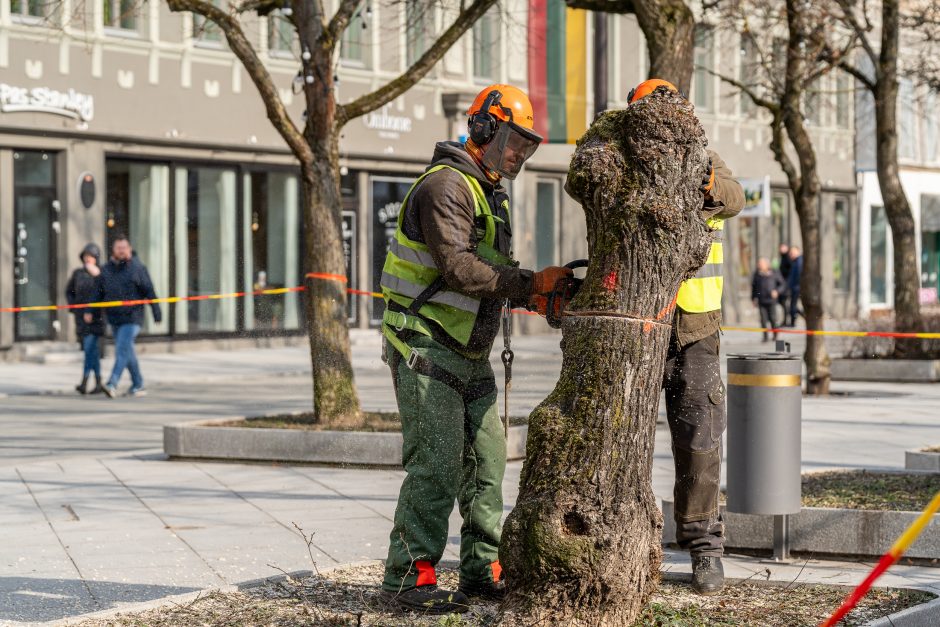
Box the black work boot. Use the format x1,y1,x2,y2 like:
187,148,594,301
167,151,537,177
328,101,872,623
76,375,88,395
384,585,470,614
90,375,104,394
458,579,506,601
691,555,724,595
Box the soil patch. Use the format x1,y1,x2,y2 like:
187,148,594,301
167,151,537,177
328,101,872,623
923,445,940,453
73,563,933,626
214,413,528,432
802,470,940,511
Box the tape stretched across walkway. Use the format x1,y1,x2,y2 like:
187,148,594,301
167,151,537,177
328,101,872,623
819,490,940,627
2,272,939,340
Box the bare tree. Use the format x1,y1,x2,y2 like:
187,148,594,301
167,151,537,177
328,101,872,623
565,0,696,92
709,0,843,393
829,0,928,357
163,0,498,425
500,89,712,626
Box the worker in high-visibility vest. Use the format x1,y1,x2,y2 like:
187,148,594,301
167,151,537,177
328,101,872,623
629,79,745,596
379,84,571,614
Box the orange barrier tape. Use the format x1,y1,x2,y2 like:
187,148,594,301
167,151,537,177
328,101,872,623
820,490,940,627
4,274,940,340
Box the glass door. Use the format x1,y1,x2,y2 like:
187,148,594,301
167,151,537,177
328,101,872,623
13,151,59,340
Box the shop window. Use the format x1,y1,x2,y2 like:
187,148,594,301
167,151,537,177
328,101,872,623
371,176,413,324
833,196,850,292
105,161,171,336
693,25,714,112
899,78,916,160
406,0,430,68
738,34,758,117
244,172,302,331
836,72,852,129
175,167,238,333
921,194,940,303
870,204,888,305
926,91,939,163
340,8,369,66
473,11,497,81
536,180,559,269
103,0,139,32
771,191,790,262
193,1,223,45
268,10,296,57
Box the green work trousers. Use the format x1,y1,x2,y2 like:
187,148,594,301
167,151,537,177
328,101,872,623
382,333,506,592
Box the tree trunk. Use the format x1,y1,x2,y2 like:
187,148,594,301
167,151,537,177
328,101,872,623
499,90,712,626
781,0,830,394
565,0,695,94
875,0,925,357
299,134,361,425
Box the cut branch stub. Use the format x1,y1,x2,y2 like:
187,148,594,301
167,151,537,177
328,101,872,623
498,89,712,626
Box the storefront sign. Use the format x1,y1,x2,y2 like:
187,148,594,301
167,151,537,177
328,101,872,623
738,176,772,218
342,210,357,324
363,105,413,139
0,83,94,122
371,176,414,324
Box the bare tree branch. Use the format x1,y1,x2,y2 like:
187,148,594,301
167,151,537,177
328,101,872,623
837,59,876,90
327,0,364,49
705,68,779,112
236,0,281,14
166,0,311,161
834,0,878,66
336,0,498,127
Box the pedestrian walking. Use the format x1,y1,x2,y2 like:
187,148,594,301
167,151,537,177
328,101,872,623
379,84,567,614
751,257,786,342
99,236,161,398
787,245,804,325
630,79,745,596
777,243,792,323
65,243,105,394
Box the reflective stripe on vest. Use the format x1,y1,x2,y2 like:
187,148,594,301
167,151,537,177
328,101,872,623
676,217,724,313
380,164,512,346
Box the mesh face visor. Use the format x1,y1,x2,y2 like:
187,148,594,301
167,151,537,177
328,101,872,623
481,121,543,180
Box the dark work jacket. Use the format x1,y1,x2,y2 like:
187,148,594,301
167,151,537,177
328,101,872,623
393,141,534,358
673,150,746,347
752,270,786,306
65,268,105,337
788,256,804,294
779,252,792,284
98,254,162,327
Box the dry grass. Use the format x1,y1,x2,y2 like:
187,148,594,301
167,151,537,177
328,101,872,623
922,445,940,453
75,563,934,627
214,413,528,432
802,470,940,511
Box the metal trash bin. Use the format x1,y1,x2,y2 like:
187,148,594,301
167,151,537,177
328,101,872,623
726,352,802,559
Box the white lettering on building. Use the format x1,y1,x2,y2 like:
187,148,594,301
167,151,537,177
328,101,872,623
363,105,412,139
0,83,95,122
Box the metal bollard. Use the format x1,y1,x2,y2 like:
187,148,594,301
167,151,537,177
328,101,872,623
726,352,802,561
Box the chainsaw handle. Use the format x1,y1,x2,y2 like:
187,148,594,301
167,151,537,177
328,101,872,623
564,259,589,270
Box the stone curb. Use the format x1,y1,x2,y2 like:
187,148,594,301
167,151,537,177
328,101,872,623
662,500,940,560
164,418,529,465
905,450,940,472
831,358,940,382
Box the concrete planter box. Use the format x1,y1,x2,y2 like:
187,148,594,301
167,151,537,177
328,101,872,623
906,450,940,473
662,500,940,560
164,417,529,466
831,358,940,383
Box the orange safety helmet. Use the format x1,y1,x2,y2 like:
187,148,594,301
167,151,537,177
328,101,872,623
467,84,536,132
628,78,680,104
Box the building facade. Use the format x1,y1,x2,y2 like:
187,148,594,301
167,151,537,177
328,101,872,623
0,1,859,353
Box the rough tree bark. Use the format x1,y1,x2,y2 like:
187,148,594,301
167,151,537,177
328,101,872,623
499,89,712,626
835,0,925,356
565,0,695,93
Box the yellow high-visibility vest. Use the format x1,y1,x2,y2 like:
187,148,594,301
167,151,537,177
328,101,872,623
676,218,724,313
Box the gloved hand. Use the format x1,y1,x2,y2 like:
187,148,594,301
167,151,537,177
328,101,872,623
701,158,715,197
528,294,565,320
532,266,573,295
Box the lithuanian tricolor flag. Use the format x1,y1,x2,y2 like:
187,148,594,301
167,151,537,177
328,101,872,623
528,0,589,143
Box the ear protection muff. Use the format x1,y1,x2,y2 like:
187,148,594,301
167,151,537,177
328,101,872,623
468,90,510,145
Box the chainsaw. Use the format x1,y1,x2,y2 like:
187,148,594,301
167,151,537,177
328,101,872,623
546,259,589,329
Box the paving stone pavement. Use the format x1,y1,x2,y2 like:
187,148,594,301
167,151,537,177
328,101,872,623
1,330,939,625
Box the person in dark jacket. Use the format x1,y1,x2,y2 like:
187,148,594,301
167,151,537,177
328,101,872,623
777,243,792,324
751,257,786,342
787,246,804,326
99,236,161,397
65,243,105,394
